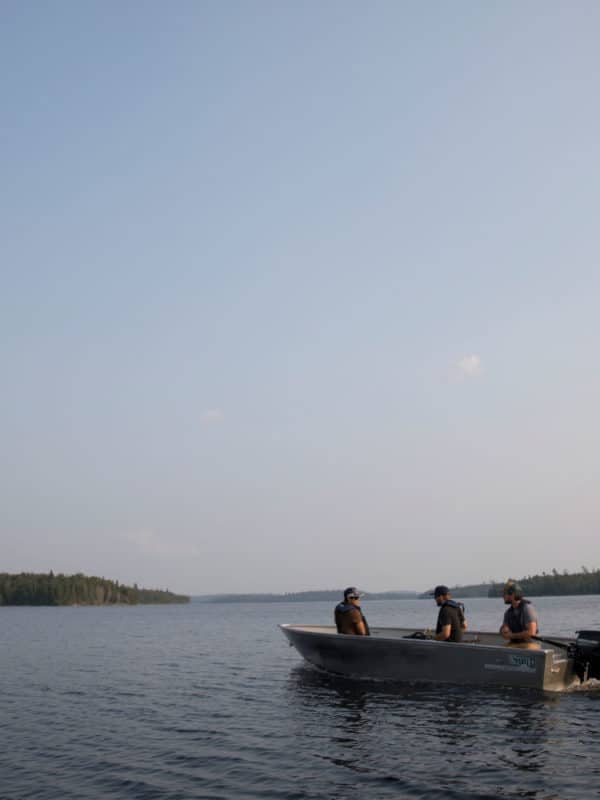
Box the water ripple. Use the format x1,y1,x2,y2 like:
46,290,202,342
1,599,600,798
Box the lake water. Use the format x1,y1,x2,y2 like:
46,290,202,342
2,595,600,799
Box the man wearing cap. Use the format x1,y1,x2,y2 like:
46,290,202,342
334,587,370,635
501,580,539,648
433,585,467,642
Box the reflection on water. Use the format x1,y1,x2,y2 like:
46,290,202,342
1,599,600,800
284,662,587,798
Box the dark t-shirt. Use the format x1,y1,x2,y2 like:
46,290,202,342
436,602,464,642
334,602,370,635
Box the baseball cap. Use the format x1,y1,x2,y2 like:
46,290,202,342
433,585,449,597
503,581,523,598
344,586,363,599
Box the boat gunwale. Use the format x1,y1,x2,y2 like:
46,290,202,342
279,623,570,657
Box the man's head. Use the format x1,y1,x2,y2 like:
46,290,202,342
344,587,362,604
433,585,450,606
503,580,523,604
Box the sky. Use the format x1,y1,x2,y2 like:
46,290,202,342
2,1,600,595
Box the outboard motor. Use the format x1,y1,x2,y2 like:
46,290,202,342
572,630,600,682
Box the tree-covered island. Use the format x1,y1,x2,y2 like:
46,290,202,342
485,567,600,598
0,572,190,606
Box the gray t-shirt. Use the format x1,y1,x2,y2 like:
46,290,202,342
503,600,538,634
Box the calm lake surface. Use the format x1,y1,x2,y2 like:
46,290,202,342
2,596,600,799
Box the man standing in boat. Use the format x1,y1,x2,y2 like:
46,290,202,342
334,587,370,635
501,580,539,648
433,585,467,642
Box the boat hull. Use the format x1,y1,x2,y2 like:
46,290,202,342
280,625,577,691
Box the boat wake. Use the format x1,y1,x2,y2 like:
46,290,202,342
567,677,600,692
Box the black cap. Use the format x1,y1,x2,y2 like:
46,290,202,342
344,586,362,599
433,585,449,597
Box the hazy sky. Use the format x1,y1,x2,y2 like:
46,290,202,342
2,2,600,595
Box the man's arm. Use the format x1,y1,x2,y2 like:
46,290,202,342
504,620,537,641
354,617,367,635
435,607,450,640
350,608,367,635
435,623,451,641
500,608,512,639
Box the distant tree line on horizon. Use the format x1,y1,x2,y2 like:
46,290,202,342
199,589,419,603
200,568,600,603
440,583,492,598
0,572,190,606
486,567,600,598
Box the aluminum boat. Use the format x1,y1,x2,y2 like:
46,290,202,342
280,624,600,691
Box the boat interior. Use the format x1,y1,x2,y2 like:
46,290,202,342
284,624,573,656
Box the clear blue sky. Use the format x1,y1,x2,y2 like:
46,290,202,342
2,2,599,594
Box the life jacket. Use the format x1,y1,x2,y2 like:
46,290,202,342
335,602,371,635
510,598,537,634
443,599,466,626
437,599,466,642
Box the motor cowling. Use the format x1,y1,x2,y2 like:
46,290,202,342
572,630,600,682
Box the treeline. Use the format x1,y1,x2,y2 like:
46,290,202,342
202,590,345,603
202,569,600,604
487,568,600,598
447,583,495,598
200,589,418,603
0,572,190,606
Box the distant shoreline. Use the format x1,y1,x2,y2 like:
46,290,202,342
199,590,425,603
197,569,600,602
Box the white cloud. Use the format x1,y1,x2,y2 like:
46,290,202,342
200,408,224,424
457,354,482,378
